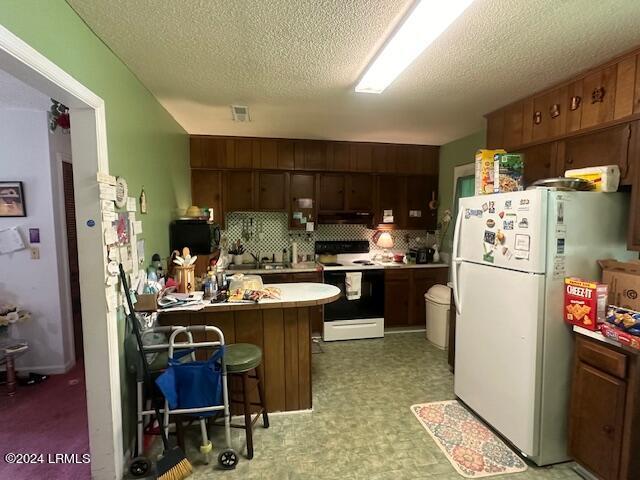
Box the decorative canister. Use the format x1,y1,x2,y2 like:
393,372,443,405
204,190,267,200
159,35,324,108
175,265,196,294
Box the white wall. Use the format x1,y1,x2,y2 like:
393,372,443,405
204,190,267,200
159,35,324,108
0,109,74,373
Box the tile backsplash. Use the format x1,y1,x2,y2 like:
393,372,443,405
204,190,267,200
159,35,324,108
223,212,436,260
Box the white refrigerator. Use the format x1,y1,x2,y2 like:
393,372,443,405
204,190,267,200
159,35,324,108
451,188,634,466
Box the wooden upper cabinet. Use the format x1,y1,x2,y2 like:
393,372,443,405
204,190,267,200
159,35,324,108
503,102,524,148
372,144,397,173
563,122,634,183
486,111,505,149
234,138,256,169
191,170,223,222
532,88,567,142
258,139,278,169
256,172,288,211
223,171,254,212
290,173,316,229
295,140,327,170
566,80,584,133
405,175,437,230
376,175,406,226
581,65,617,129
350,143,373,172
614,55,637,120
417,146,439,175
346,174,373,211
191,136,234,168
318,173,345,211
515,142,558,186
327,143,351,171
277,140,295,170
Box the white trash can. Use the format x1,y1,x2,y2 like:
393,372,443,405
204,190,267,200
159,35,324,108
425,284,452,350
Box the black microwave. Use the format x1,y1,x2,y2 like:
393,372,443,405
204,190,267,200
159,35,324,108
170,220,221,255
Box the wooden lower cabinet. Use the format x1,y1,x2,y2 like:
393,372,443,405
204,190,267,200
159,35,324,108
384,267,449,327
262,271,324,334
569,335,640,480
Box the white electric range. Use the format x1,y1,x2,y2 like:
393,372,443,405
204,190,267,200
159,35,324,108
316,241,385,341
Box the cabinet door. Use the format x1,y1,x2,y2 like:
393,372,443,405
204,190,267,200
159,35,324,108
503,102,524,149
256,172,288,211
234,138,257,169
258,139,278,169
410,269,447,326
191,136,234,168
262,273,293,284
405,176,437,230
318,174,345,212
224,171,254,212
614,55,637,120
326,143,351,171
277,140,295,170
417,146,439,175
295,140,327,170
377,175,406,226
517,142,558,187
532,88,567,142
350,143,373,172
563,122,634,184
384,271,411,327
581,65,617,129
569,361,626,480
486,111,505,149
290,173,316,229
191,170,223,224
346,174,373,211
372,144,397,174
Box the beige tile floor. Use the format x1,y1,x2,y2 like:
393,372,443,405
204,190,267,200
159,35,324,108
183,332,580,479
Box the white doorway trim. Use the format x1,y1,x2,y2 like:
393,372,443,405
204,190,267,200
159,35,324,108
0,25,122,480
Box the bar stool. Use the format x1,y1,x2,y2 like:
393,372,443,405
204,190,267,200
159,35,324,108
224,343,269,459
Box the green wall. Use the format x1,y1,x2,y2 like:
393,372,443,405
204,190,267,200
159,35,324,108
0,0,191,451
438,129,486,252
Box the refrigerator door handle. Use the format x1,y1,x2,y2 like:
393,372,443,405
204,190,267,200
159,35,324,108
452,209,464,314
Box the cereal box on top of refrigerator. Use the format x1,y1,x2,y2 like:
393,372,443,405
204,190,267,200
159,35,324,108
475,149,506,195
493,153,524,193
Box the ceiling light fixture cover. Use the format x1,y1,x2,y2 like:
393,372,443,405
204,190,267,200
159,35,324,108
355,0,474,94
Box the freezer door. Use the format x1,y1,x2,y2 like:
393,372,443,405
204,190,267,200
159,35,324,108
455,261,545,458
455,190,547,274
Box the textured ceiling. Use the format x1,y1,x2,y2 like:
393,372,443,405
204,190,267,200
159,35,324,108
68,0,640,145
0,68,50,110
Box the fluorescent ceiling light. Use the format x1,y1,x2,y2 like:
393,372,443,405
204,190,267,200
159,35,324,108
355,0,474,94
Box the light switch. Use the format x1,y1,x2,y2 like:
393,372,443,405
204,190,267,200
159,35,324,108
30,247,40,260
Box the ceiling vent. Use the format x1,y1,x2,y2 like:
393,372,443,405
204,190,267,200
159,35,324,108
231,104,250,122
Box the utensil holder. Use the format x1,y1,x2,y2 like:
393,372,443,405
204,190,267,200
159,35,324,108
175,265,196,294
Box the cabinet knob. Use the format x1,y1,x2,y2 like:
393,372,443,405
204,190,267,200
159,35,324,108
603,425,614,435
567,157,573,165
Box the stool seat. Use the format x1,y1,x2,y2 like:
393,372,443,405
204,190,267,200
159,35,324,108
225,343,262,373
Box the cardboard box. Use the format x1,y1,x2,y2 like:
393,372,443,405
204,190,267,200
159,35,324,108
493,153,524,193
599,259,640,311
475,149,506,195
134,293,158,312
600,323,640,350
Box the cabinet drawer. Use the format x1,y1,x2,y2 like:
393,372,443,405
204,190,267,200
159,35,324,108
577,337,627,379
385,269,411,281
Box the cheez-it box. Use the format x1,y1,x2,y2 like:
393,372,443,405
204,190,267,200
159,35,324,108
564,277,608,331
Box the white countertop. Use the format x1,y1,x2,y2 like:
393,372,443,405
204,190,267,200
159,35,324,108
227,262,449,274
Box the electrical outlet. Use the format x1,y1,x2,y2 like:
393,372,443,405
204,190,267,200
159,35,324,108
30,247,40,260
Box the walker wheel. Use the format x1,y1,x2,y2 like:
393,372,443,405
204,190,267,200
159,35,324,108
128,456,152,477
218,448,239,469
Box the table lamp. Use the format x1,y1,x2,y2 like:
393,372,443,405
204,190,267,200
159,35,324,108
376,231,394,262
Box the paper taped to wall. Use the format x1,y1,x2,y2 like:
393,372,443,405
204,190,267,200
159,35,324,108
0,227,26,254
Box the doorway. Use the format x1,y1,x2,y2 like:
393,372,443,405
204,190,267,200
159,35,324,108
0,24,123,479
62,157,83,360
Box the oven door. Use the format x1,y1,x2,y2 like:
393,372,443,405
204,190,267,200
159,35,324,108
323,269,384,321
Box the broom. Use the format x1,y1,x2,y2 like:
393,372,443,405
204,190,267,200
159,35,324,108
119,264,192,480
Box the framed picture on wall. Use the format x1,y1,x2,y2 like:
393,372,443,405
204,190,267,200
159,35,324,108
0,181,26,217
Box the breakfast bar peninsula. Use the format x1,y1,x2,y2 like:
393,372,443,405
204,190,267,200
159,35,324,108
159,283,339,412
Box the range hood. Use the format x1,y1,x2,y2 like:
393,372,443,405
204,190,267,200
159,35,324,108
317,211,374,226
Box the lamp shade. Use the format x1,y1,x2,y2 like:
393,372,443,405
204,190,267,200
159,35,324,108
376,231,394,249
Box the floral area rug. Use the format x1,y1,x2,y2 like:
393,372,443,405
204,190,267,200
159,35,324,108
411,400,528,478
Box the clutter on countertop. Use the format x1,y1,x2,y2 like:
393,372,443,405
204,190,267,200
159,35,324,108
0,303,32,336
606,305,640,336
227,286,282,303
564,277,608,331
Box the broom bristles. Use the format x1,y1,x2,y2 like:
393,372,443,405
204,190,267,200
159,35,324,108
156,446,192,480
